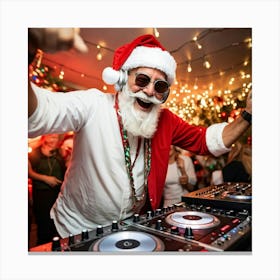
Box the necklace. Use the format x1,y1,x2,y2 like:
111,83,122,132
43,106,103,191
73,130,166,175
114,93,151,207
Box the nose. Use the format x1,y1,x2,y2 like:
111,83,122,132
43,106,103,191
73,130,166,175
142,82,155,97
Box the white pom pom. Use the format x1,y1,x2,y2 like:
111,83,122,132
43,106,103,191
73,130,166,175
102,67,120,85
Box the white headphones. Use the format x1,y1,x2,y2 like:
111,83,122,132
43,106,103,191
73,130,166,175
102,67,128,92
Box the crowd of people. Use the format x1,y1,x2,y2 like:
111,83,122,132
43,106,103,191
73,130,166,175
28,133,73,246
28,28,252,246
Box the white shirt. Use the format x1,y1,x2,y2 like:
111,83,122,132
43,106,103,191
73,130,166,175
163,156,197,203
29,84,145,237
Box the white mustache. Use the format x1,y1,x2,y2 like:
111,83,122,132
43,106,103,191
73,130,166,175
126,90,162,105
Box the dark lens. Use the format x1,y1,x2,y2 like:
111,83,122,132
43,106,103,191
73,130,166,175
154,80,169,94
135,74,150,88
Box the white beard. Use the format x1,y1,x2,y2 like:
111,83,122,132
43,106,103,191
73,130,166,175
118,84,162,138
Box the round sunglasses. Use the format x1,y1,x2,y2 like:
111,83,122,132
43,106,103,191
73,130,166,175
134,72,170,102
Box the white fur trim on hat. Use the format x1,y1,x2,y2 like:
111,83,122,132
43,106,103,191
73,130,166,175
121,46,176,84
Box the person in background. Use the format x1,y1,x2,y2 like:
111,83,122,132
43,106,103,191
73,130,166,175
59,133,74,168
163,146,197,207
211,141,252,184
28,134,66,245
28,28,252,239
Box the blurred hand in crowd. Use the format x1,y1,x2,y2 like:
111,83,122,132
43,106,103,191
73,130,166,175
28,28,88,54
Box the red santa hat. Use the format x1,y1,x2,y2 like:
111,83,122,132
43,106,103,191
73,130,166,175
102,34,176,91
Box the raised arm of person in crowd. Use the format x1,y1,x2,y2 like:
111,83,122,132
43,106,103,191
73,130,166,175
28,28,88,117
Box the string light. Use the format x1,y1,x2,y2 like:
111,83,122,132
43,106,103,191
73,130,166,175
203,57,211,69
36,49,43,68
96,45,102,61
59,69,64,80
35,28,251,126
40,28,251,93
187,62,192,73
192,36,202,49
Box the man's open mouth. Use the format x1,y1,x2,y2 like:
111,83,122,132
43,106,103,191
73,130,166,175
136,98,153,109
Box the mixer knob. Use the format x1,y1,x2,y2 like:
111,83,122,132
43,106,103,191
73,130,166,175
51,236,61,251
146,210,153,219
96,225,104,236
81,229,89,241
155,219,163,230
111,220,119,232
184,227,194,239
195,205,202,211
133,213,140,222
170,226,179,235
205,206,211,212
68,234,75,245
167,205,174,211
155,208,162,215
162,207,168,214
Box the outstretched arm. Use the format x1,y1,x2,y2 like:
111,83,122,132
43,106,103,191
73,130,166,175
222,90,252,148
28,28,88,117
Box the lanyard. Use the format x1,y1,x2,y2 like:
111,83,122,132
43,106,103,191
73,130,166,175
114,93,151,206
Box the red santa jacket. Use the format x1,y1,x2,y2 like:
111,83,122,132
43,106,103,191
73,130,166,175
148,108,209,209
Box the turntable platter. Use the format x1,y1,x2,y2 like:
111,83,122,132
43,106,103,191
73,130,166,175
90,231,165,252
165,211,220,229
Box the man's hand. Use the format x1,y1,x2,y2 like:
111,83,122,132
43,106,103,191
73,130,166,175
28,28,88,54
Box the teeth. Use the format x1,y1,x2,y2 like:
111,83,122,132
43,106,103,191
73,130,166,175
137,98,152,109
139,98,151,104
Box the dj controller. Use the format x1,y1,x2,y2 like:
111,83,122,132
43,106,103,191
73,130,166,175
30,182,252,253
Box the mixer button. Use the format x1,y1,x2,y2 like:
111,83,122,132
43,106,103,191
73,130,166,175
133,214,140,222
184,227,194,239
81,229,89,241
155,208,162,215
51,236,61,251
146,210,153,219
155,219,163,230
111,220,119,232
96,225,104,236
68,234,75,245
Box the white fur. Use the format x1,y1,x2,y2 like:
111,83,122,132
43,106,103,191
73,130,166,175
118,84,162,138
121,46,176,84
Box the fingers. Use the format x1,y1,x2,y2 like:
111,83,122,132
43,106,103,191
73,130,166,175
56,28,88,53
73,32,88,53
29,28,88,54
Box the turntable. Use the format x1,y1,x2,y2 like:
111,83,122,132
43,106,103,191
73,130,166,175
90,231,164,252
30,199,251,253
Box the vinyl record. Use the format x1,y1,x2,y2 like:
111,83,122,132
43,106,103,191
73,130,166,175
90,231,165,252
165,211,220,229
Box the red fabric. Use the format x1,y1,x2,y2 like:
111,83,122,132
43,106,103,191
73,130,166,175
113,34,166,70
147,108,210,210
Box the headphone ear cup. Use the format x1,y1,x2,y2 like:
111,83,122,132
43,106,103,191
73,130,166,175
118,70,128,88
